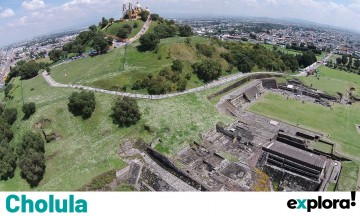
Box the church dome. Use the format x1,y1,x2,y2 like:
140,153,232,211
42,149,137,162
136,2,141,8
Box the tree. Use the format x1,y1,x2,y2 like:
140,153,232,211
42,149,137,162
154,23,177,39
139,33,160,51
139,10,150,22
354,59,360,69
48,49,65,62
19,148,46,187
93,33,109,54
117,28,130,39
112,97,141,127
0,139,17,181
0,120,13,143
68,91,96,119
196,43,214,57
17,132,45,156
4,84,13,98
192,60,223,82
100,17,109,28
178,25,193,37
1,108,17,125
171,60,183,72
336,57,342,65
133,22,139,28
89,25,97,32
109,18,115,23
150,14,160,21
45,67,51,74
342,55,348,65
22,102,36,119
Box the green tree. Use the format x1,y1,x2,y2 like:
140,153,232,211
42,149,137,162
139,33,160,51
0,139,17,181
68,91,96,119
117,28,130,39
17,132,45,156
154,23,177,39
48,49,65,62
171,60,184,72
354,59,360,69
1,108,17,125
4,84,13,98
100,17,109,28
342,55,348,65
192,60,223,82
0,120,13,142
150,14,160,21
178,25,193,37
109,18,115,23
19,148,46,187
139,10,150,22
89,25,97,32
22,102,36,119
93,33,109,54
112,97,141,127
133,22,139,28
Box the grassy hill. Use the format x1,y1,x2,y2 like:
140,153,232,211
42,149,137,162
104,20,145,38
298,66,360,97
0,71,233,191
50,36,231,93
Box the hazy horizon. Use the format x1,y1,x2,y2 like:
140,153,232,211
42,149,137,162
1,0,360,47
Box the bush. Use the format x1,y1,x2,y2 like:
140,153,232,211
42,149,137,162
112,97,141,127
19,148,46,187
139,10,150,22
17,132,45,156
0,120,13,142
192,59,222,82
4,84,13,98
178,25,193,37
196,43,214,57
0,139,17,181
22,102,36,119
139,33,160,51
172,60,184,73
68,91,96,119
150,14,160,21
1,108,17,125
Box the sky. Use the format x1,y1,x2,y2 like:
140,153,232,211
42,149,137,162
0,0,360,46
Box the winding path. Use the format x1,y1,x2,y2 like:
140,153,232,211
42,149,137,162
42,71,283,100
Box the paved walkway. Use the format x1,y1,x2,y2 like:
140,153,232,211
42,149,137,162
42,71,283,100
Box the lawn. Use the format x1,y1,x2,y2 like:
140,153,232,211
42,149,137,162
0,70,233,191
261,43,326,60
50,35,228,94
336,161,359,191
249,93,360,159
104,20,145,38
298,66,360,96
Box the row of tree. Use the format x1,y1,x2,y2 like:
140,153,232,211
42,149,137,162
5,60,49,84
67,91,141,127
132,60,189,94
139,18,193,51
49,25,112,62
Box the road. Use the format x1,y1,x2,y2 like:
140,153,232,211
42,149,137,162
42,71,283,100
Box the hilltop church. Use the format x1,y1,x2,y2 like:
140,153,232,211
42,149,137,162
122,1,150,20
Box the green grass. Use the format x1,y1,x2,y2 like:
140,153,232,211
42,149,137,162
327,182,336,191
313,142,333,154
262,44,327,61
0,69,233,191
249,93,360,159
336,161,359,191
298,66,360,96
104,20,144,38
51,35,227,94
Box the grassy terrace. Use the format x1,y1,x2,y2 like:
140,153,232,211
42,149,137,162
50,35,230,93
0,71,233,191
104,20,145,38
249,93,360,159
261,44,326,61
298,66,360,97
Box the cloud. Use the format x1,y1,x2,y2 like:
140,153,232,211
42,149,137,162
22,0,46,11
1,8,15,18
